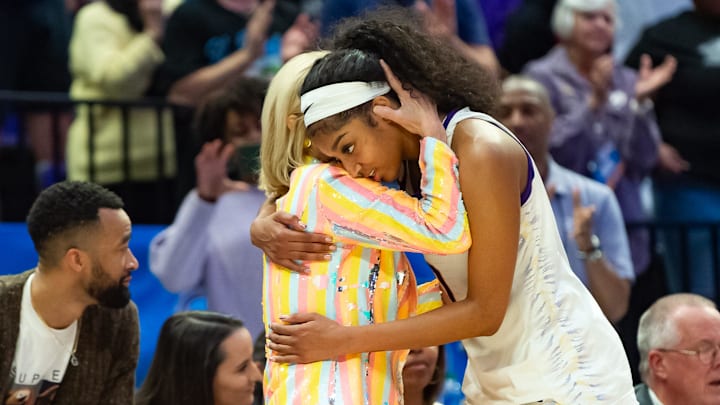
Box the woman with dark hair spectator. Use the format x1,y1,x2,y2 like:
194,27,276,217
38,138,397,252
136,311,262,405
403,346,445,405
65,0,176,223
256,10,636,403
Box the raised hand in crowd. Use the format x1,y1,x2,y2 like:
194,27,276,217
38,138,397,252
414,0,457,39
635,54,677,102
657,142,690,175
140,0,165,42
281,13,319,63
571,189,597,253
195,139,250,203
244,0,277,60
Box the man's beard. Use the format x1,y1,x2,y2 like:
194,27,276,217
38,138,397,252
87,262,130,308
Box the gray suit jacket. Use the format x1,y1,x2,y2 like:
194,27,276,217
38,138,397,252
0,270,139,404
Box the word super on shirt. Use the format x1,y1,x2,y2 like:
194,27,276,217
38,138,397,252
5,273,78,405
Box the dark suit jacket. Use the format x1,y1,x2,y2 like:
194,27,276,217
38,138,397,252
0,270,139,404
635,383,654,405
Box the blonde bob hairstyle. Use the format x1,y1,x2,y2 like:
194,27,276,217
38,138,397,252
258,51,329,199
551,0,618,41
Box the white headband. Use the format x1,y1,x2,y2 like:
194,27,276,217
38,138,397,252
301,81,390,127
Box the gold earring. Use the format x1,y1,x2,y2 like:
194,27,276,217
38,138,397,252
304,138,312,148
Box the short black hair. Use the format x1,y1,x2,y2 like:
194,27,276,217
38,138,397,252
27,181,124,263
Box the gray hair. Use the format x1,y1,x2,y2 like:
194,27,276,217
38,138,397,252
637,293,716,381
551,0,619,40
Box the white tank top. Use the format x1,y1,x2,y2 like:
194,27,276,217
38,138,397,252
425,108,637,404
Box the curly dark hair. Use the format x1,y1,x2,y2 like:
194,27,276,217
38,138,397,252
27,181,124,264
333,7,498,111
193,76,269,144
301,7,498,135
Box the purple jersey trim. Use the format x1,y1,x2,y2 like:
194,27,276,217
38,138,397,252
442,109,535,205
520,153,534,205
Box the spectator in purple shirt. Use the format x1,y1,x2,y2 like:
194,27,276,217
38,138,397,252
523,0,675,278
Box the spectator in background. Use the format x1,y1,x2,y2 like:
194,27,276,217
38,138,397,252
320,0,500,76
635,293,720,405
498,0,690,74
625,0,720,299
497,75,634,323
403,346,445,405
65,0,176,224
149,77,267,340
150,0,316,203
0,181,139,404
135,311,263,405
152,0,311,106
524,0,675,280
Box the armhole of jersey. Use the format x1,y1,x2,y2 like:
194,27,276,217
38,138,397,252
444,109,536,206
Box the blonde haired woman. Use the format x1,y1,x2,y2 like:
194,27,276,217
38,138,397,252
254,51,471,404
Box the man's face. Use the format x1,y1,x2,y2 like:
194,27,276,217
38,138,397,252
496,89,553,162
224,109,261,148
84,208,138,308
653,306,720,405
569,6,615,56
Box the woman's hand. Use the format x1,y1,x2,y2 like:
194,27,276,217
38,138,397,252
372,60,447,142
280,13,319,63
267,313,347,363
244,0,276,59
250,209,335,273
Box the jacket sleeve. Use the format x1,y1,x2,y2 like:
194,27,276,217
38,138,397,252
149,192,213,293
303,137,471,253
102,302,139,404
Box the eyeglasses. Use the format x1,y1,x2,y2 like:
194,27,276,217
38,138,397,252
657,343,720,366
